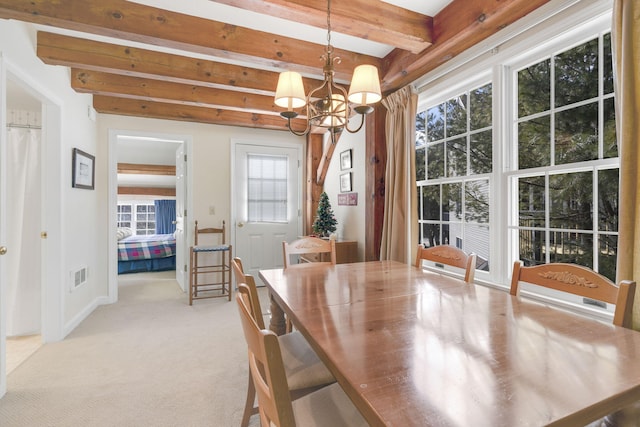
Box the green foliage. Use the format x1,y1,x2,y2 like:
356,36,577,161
312,192,337,237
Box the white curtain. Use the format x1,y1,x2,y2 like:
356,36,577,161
6,127,41,336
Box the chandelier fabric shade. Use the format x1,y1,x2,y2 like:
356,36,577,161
274,0,381,139
274,71,306,111
348,64,382,105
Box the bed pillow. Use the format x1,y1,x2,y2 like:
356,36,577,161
117,227,133,240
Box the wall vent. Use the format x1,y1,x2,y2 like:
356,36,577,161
70,266,88,291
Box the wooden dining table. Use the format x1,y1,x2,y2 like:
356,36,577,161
259,260,640,427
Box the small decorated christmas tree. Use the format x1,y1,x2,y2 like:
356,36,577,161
312,192,337,237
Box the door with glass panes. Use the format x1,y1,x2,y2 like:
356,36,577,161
233,142,301,282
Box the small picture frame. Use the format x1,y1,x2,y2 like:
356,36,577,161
72,148,95,190
340,149,352,170
340,172,352,192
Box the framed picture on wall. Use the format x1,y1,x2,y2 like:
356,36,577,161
72,148,95,190
340,172,352,192
340,149,352,170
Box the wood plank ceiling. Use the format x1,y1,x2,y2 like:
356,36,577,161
0,0,551,131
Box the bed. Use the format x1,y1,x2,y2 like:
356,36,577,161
117,231,176,274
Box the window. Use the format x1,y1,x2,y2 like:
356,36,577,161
416,83,493,271
511,32,617,281
117,204,132,228
117,201,156,235
247,154,288,223
414,8,618,312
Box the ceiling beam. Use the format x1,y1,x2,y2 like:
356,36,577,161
72,69,282,115
117,163,176,175
16,0,551,129
93,95,304,130
0,0,382,82
37,32,322,96
380,0,552,92
118,186,176,197
214,0,433,54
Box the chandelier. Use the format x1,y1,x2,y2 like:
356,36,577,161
274,0,382,140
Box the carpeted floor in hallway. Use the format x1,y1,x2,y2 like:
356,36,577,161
0,270,261,427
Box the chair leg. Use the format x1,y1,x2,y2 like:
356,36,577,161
227,249,232,301
241,370,258,427
189,248,194,306
222,251,227,300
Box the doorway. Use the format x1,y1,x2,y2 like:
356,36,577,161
3,78,43,375
108,130,191,301
231,140,303,281
1,59,67,398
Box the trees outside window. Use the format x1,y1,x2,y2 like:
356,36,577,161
513,32,617,281
416,83,492,272
415,9,619,307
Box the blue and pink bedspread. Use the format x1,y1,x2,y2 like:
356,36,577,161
118,234,176,261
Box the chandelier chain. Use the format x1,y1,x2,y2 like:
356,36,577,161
326,0,331,47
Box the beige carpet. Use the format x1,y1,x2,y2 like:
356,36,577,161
0,271,261,427
6,335,42,375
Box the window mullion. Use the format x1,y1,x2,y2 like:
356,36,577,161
550,55,556,167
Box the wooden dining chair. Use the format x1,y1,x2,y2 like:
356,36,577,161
232,258,336,427
415,244,477,283
231,257,264,326
281,237,337,332
282,236,336,268
510,260,636,328
235,285,368,427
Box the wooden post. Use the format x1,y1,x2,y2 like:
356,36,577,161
306,133,325,235
365,109,386,261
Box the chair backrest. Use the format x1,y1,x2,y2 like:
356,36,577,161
282,237,336,268
415,245,476,283
194,220,225,246
231,257,266,329
510,260,636,328
236,285,296,427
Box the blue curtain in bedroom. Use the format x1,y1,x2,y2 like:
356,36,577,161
155,200,176,234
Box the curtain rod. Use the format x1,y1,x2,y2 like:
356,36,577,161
6,123,42,129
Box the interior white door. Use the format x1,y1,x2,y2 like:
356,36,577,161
233,143,301,282
0,86,7,398
174,144,186,290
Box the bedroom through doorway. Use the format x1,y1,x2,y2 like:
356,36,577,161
109,131,190,303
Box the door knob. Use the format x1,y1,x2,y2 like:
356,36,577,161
237,222,244,228
41,231,48,239
0,246,7,255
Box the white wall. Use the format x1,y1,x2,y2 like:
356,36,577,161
0,20,99,341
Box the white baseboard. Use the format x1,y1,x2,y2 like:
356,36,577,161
63,296,111,338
